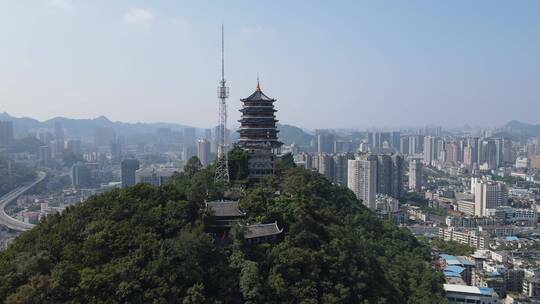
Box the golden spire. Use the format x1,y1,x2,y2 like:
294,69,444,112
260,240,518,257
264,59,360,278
256,75,261,91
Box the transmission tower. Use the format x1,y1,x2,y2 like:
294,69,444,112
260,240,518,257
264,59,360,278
215,24,230,184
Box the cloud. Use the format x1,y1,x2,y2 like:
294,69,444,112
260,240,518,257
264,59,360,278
46,0,74,12
241,27,264,34
123,8,155,25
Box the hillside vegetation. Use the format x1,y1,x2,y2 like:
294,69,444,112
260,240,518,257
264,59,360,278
0,160,445,303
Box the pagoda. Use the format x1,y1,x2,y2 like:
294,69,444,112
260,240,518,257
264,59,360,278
237,80,282,178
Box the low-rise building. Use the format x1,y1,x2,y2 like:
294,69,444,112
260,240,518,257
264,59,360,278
135,167,180,186
439,227,488,250
523,276,540,299
443,284,498,304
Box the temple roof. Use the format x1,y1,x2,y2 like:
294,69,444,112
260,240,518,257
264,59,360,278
241,80,275,102
206,200,246,217
244,221,283,239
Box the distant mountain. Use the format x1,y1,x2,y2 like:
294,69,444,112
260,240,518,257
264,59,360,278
0,112,192,141
0,112,314,146
501,120,540,137
277,124,314,146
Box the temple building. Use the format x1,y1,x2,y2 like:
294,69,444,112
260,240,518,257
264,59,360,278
205,201,282,244
237,80,282,178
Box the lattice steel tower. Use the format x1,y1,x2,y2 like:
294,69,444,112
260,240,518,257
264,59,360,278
215,24,230,183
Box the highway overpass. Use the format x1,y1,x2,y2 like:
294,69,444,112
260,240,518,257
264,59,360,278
0,171,47,232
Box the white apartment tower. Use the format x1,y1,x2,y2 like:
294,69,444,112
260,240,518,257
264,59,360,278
197,139,211,167
474,180,508,216
423,136,438,165
348,154,378,210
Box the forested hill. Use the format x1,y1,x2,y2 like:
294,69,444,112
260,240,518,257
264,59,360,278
0,162,446,303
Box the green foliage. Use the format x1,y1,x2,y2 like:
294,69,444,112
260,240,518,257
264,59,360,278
426,207,447,216
228,147,249,181
276,153,296,176
400,191,428,206
238,168,447,303
0,165,446,303
277,124,314,146
431,238,474,256
491,174,525,185
183,156,202,178
0,157,36,197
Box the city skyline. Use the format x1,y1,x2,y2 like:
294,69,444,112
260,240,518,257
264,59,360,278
1,1,540,129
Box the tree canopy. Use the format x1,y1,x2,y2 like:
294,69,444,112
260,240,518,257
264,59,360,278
0,163,446,303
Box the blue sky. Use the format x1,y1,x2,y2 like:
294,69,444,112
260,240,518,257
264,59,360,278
0,1,539,129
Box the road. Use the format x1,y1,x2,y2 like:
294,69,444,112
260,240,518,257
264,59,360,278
0,171,47,232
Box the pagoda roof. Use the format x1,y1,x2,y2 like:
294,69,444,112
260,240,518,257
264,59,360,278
244,222,283,239
241,80,275,102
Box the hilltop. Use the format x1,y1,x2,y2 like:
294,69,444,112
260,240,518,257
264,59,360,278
0,156,445,303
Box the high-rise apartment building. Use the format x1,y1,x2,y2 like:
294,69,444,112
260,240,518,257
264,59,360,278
315,153,335,182
333,153,352,187
316,130,335,153
376,154,393,196
463,146,473,166
399,136,409,155
72,163,92,188
204,128,212,141
197,139,211,167
391,131,401,151
121,159,140,188
479,139,498,169
390,154,404,198
39,145,51,168
348,154,378,209
409,159,423,192
474,180,508,216
423,136,438,165
110,138,122,159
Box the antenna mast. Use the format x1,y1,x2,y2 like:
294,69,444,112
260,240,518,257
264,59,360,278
215,24,230,184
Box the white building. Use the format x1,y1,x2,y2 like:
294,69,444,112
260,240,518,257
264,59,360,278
515,156,530,169
439,227,488,250
348,155,378,209
474,180,508,217
444,284,498,304
135,167,180,186
197,139,211,167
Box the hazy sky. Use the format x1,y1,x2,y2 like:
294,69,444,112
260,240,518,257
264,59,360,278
1,1,539,129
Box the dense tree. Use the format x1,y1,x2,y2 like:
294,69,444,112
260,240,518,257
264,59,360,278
0,164,446,303
431,238,475,256
183,156,203,178
228,147,249,181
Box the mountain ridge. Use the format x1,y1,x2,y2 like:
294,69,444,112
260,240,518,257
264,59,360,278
0,112,313,145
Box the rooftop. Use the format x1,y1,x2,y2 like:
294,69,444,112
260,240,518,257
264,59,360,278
440,254,475,266
443,284,495,296
244,222,283,239
206,201,246,217
241,81,275,102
